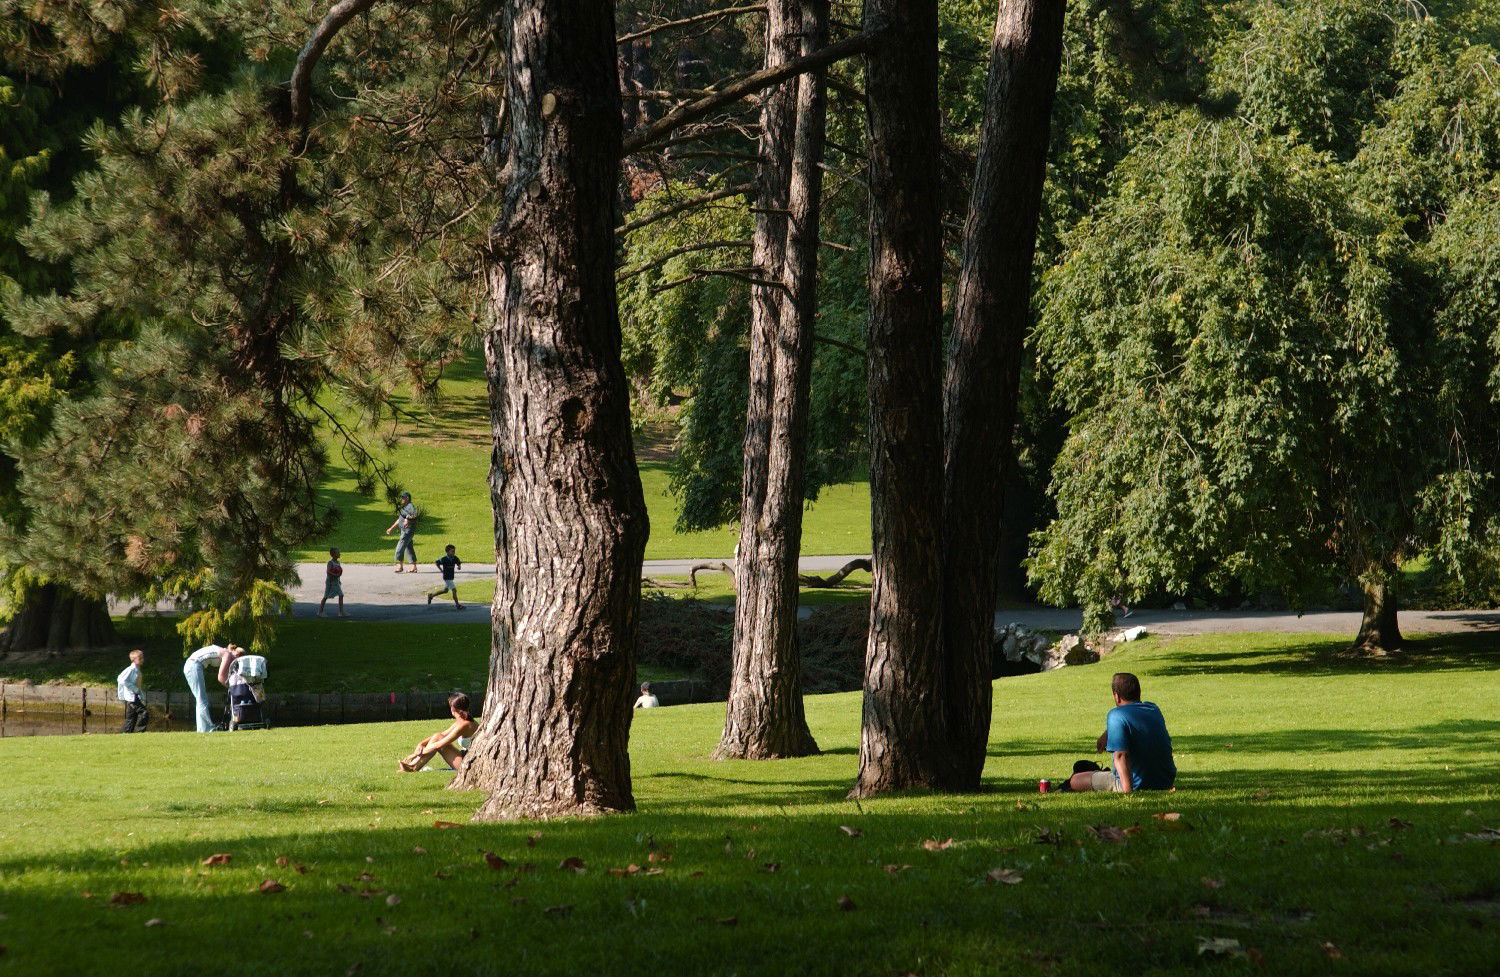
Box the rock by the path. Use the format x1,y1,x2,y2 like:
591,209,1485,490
1042,633,1100,671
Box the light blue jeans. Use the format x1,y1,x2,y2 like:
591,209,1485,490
394,531,417,564
183,659,216,733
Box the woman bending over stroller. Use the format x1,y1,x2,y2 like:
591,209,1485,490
400,693,477,772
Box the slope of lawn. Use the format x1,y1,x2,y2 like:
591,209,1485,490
1,633,1497,976
0,618,684,693
298,356,871,564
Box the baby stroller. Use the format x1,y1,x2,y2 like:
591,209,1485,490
225,654,271,731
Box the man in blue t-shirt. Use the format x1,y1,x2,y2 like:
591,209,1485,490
1064,672,1176,793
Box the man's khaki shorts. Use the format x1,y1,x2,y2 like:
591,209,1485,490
1089,770,1123,792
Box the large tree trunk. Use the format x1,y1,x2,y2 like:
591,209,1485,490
851,0,949,797
0,583,117,656
452,0,649,820
940,0,1067,789
1355,574,1403,654
716,0,828,759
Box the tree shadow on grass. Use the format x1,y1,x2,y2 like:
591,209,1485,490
4,787,1498,977
1153,632,1499,677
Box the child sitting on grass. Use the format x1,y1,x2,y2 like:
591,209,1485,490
399,693,478,772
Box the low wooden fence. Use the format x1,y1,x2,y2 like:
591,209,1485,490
0,678,711,736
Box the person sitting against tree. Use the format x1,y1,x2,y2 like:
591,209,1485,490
1059,672,1175,793
400,693,478,772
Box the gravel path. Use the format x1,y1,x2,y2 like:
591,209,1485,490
127,556,1500,634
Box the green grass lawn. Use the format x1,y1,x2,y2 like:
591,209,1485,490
2,632,1496,976
299,356,871,564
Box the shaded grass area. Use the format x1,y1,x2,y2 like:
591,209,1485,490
1,633,1497,976
0,618,684,693
297,357,871,564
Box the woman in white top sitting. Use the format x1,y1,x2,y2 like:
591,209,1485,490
400,693,478,772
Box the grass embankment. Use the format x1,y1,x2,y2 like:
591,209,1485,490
1,633,1496,976
0,618,685,692
298,356,871,564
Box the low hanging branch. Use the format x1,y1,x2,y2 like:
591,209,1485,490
616,183,754,236
798,558,872,588
289,0,378,133
649,266,784,295
621,29,881,156
617,4,768,46
616,240,753,284
690,562,736,588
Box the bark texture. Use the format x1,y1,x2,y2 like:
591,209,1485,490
716,0,826,760
852,0,949,797
452,0,649,820
1355,575,1403,654
0,584,117,655
940,0,1067,788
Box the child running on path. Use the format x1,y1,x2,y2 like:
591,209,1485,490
319,547,346,618
427,544,464,610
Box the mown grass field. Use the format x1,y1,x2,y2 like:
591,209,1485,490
1,633,1496,976
298,356,871,564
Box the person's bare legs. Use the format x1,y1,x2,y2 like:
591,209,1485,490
435,743,465,770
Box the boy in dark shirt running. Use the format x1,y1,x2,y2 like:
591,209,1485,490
427,544,464,610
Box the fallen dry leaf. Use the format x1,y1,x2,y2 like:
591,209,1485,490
690,871,705,878
109,892,147,906
434,870,450,880
483,852,509,871
1201,877,1225,890
922,838,955,851
759,863,780,873
1197,936,1243,957
1087,825,1128,844
1252,789,1272,801
357,872,376,882
432,821,463,830
558,856,586,874
258,880,286,894
643,867,665,876
985,867,1023,885
882,864,911,875
412,847,428,855
144,918,165,928
543,904,572,918
1322,941,1343,960
526,833,542,847
1153,812,1182,822
276,856,289,867
1035,827,1063,847
294,864,309,874
1387,818,1412,831
836,895,857,911
647,851,671,863
201,853,232,867
839,825,863,838
385,894,401,907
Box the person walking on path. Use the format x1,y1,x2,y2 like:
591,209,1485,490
1062,672,1176,793
182,642,242,733
117,648,148,733
385,491,419,572
319,547,346,617
427,544,464,610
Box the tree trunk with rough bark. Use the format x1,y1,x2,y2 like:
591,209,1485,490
451,0,649,821
0,584,117,656
1355,574,1403,654
851,0,949,797
716,0,826,760
940,0,1066,789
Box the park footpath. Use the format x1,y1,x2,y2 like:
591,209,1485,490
286,556,1500,637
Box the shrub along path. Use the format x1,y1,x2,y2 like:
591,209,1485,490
0,633,1495,976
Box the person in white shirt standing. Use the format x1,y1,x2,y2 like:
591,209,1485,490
117,648,147,733
183,642,242,733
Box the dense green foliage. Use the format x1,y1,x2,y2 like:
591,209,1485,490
2,632,1497,975
1031,2,1500,633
